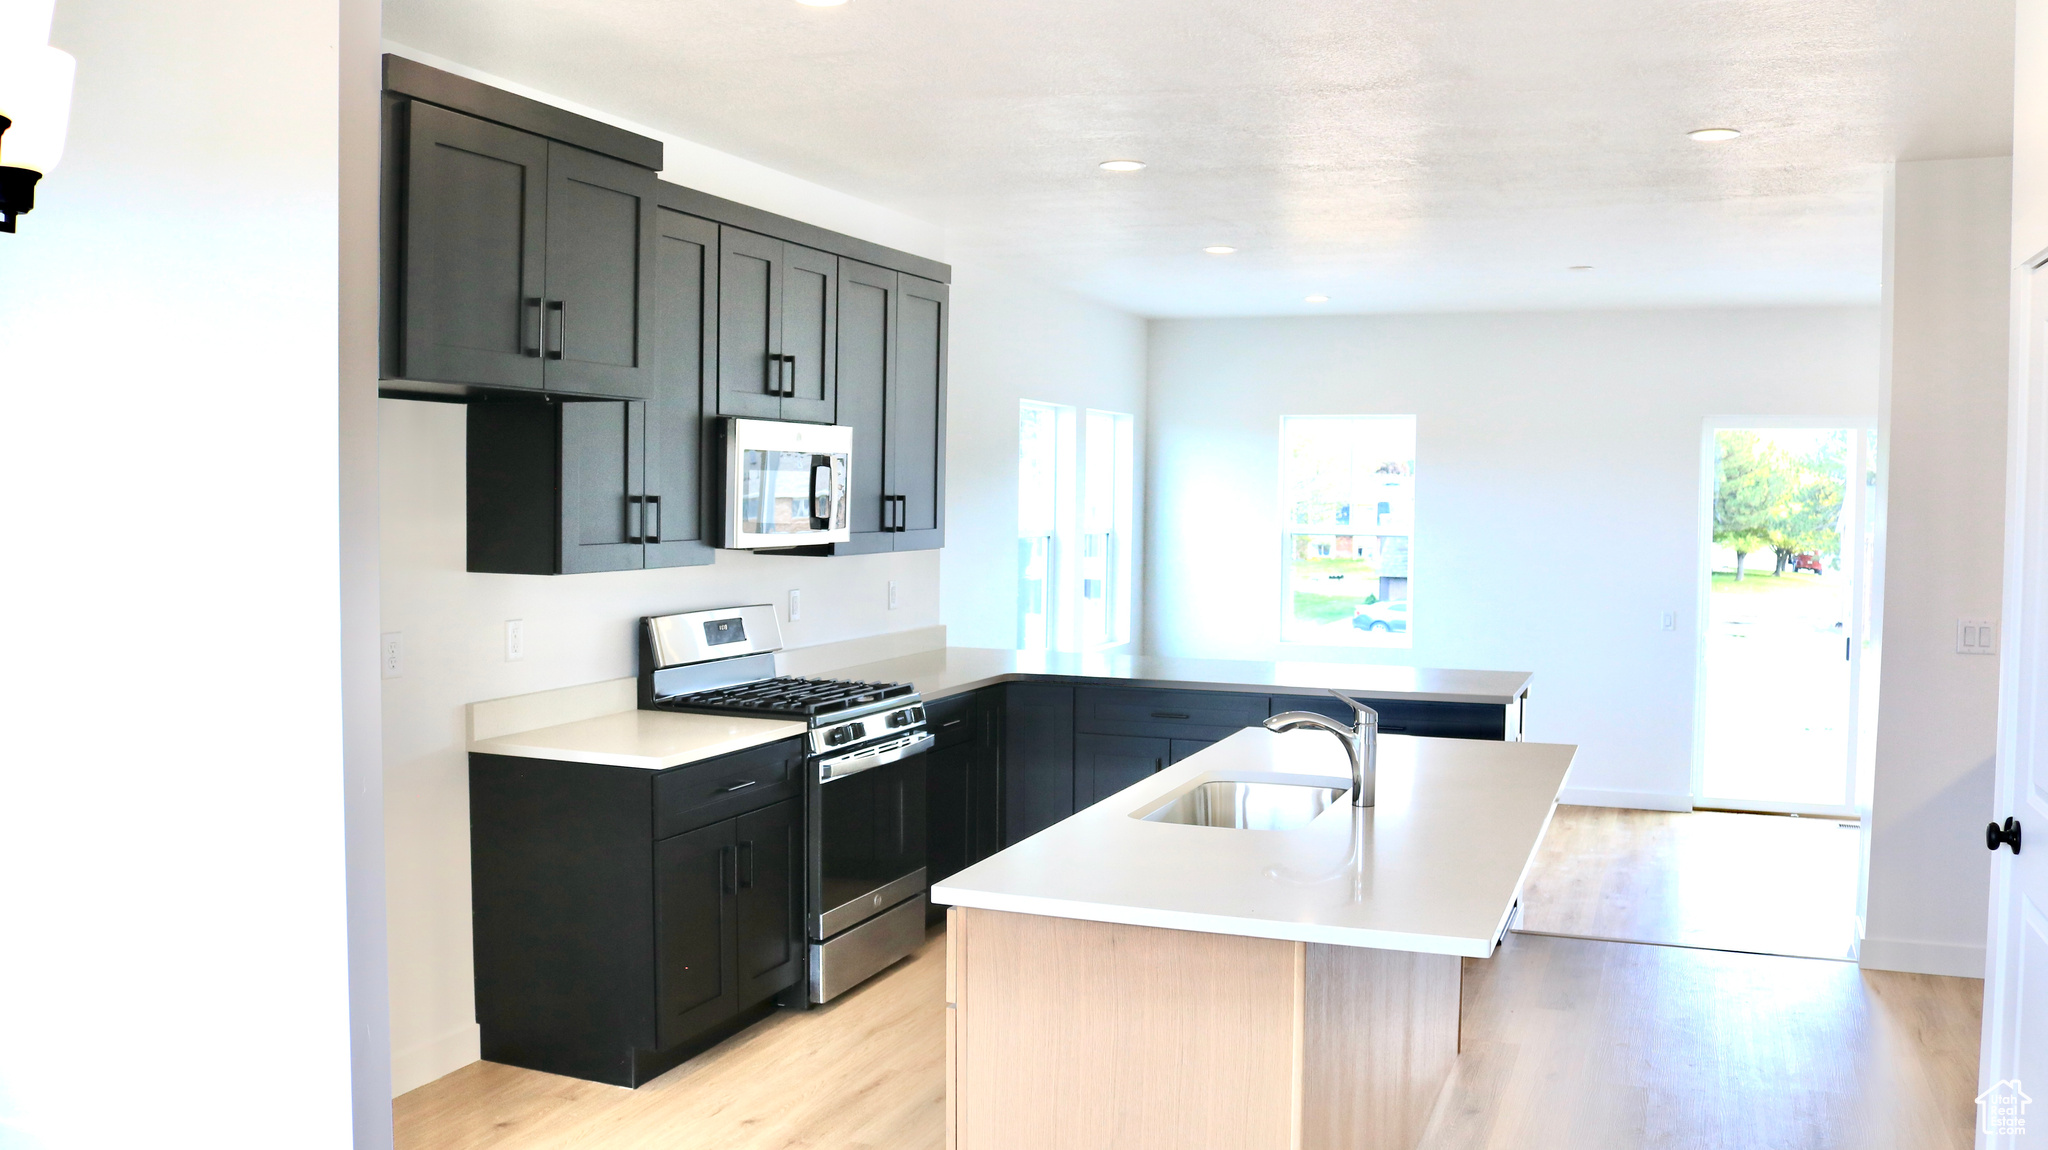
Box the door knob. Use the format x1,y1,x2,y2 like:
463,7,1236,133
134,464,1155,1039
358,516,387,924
1988,817,2023,854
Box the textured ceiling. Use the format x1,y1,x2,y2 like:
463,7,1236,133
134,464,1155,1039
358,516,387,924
385,0,2015,316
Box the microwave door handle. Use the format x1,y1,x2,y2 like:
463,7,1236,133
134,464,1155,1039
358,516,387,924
831,455,847,528
812,456,835,526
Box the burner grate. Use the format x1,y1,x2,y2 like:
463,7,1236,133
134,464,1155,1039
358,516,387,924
654,675,916,718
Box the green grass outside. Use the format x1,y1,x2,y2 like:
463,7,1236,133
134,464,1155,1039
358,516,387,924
1711,570,1833,595
1292,591,1365,625
1296,557,1375,578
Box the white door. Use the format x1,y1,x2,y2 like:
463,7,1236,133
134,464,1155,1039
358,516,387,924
1981,258,2048,1146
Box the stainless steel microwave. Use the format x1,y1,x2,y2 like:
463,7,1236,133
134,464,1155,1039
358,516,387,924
720,418,852,549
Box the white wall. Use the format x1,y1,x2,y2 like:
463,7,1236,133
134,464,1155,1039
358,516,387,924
0,1,361,1146
1862,158,2014,979
2017,0,2048,265
941,263,1150,651
1145,308,1881,809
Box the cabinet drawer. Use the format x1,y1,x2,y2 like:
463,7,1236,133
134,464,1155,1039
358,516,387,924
1074,687,1270,741
655,738,804,839
1269,695,1507,741
924,694,975,749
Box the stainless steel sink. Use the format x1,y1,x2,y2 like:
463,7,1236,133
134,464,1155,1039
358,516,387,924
1140,779,1347,831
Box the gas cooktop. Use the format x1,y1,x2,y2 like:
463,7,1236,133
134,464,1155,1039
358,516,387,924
650,675,917,720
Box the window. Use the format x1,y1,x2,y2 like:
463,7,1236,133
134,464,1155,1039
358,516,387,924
1280,415,1416,645
1081,410,1135,648
1018,402,1135,651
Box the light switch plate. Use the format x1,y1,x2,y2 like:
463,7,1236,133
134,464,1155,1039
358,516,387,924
1661,612,1677,631
789,590,802,621
381,632,402,679
505,619,524,662
1959,619,1997,655
888,580,899,611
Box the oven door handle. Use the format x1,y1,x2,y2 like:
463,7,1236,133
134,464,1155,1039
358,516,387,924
817,733,934,783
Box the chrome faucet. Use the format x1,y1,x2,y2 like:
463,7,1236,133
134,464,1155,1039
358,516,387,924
1262,688,1379,807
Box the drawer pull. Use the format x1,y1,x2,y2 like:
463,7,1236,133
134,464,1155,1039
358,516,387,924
719,780,759,793
942,719,966,728
1151,712,1190,720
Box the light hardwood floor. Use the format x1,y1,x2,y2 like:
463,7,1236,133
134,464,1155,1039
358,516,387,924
1517,805,1862,959
396,925,1980,1150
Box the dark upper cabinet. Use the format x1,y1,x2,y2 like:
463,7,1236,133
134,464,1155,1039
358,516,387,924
467,397,648,575
643,204,719,569
830,261,949,555
541,141,656,397
716,226,838,424
395,101,655,397
890,275,948,549
400,101,547,390
734,799,802,1004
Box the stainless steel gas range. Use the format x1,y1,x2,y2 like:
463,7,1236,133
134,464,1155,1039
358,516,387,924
639,605,931,1004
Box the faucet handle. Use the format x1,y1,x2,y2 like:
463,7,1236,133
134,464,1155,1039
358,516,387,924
1328,688,1379,723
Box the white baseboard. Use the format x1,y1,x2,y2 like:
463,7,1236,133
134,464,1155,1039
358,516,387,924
391,1021,480,1098
1858,936,1988,979
1556,786,1694,813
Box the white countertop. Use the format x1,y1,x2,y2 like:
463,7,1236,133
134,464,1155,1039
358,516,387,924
822,647,1532,706
932,728,1575,957
468,709,807,771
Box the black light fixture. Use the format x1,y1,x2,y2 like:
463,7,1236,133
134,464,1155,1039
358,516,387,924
0,115,43,233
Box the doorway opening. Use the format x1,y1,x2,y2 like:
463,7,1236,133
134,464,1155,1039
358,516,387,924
1519,421,1880,963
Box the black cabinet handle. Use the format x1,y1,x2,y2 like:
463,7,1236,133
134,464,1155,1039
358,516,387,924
942,719,966,729
627,494,645,544
1381,725,1408,733
545,300,565,360
782,354,798,396
645,494,661,542
721,844,737,894
885,494,906,532
1151,712,1190,721
523,298,543,357
738,840,756,889
765,353,780,396
1989,817,2023,854
719,779,758,793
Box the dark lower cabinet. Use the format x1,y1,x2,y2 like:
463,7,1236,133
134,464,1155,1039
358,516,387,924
1168,738,1214,764
1002,683,1076,844
471,738,806,1088
1268,694,1510,740
925,690,1005,923
1076,733,1168,807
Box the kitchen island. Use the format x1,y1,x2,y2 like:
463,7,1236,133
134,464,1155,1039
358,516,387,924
933,726,1575,1150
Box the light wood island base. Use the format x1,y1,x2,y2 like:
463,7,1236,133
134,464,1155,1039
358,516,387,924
946,907,1461,1150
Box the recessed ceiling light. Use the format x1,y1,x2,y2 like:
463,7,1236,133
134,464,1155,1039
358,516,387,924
1687,127,1740,142
1568,265,1594,271
1099,159,1146,172
1203,245,1237,255
1305,294,1330,303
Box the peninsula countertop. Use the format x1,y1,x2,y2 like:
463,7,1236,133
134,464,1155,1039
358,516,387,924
932,728,1575,957
468,709,807,771
821,646,1533,706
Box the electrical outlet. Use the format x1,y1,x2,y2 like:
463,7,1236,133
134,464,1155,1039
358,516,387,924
1661,612,1677,631
789,590,802,621
1959,619,1997,655
381,632,402,679
888,580,899,611
505,619,524,662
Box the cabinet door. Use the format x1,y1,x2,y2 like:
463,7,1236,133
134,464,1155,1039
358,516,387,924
559,399,647,573
1002,683,1075,845
833,259,895,553
778,243,838,424
644,207,718,569
925,743,971,885
889,275,947,550
401,102,546,389
1076,733,1169,808
717,227,784,419
734,799,803,1004
655,820,739,1049
1168,739,1214,765
541,142,656,397
967,689,1005,866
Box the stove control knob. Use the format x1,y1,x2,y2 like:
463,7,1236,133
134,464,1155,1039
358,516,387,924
827,725,855,746
889,707,925,729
